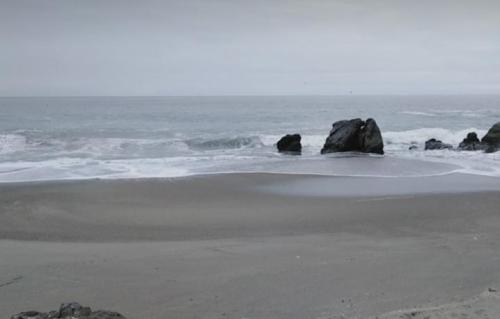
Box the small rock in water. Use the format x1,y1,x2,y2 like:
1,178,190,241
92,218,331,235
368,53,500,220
276,134,302,155
458,132,486,151
424,138,453,150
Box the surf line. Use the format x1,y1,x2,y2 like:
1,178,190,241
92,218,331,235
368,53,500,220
356,195,416,202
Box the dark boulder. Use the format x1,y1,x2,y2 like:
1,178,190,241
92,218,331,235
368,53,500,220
321,118,384,155
277,134,301,154
481,122,500,152
424,138,453,150
321,119,364,153
11,303,127,319
458,132,486,151
360,118,384,154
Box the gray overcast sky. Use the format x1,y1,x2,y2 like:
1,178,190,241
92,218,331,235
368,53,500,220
1,0,500,96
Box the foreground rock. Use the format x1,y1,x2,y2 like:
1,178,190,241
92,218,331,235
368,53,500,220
321,118,384,155
458,132,486,151
424,138,453,150
375,289,500,319
481,122,500,152
11,302,126,319
276,134,301,154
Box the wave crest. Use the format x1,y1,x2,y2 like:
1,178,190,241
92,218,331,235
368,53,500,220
185,136,263,150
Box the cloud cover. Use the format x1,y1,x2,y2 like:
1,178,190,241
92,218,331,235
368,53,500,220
1,0,499,96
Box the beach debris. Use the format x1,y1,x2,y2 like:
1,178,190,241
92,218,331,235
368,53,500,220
424,138,453,150
11,302,127,319
481,121,500,152
321,118,384,155
276,134,302,155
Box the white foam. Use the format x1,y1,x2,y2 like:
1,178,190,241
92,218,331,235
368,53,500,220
400,111,437,117
0,134,27,154
0,157,190,183
394,148,500,177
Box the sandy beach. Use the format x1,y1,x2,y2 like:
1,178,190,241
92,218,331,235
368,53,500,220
3,0,500,317
2,173,500,318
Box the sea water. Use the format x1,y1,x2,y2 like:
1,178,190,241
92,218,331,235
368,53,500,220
1,95,500,182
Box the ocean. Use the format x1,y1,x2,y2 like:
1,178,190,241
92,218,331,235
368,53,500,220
1,95,500,182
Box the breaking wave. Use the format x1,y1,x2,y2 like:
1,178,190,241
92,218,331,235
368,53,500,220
185,136,263,150
1,127,500,182
400,111,437,117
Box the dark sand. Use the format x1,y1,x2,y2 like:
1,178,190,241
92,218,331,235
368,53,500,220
1,173,500,318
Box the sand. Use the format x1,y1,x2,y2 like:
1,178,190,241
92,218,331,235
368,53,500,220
1,173,500,318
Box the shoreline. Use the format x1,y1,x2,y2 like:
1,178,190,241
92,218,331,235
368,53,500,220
2,172,500,243
1,170,500,196
3,152,499,184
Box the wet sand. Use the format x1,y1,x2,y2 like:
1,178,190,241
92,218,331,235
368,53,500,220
1,173,500,318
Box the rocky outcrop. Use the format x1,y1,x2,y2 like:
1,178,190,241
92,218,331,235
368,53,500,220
481,122,500,153
424,138,453,150
57,303,92,318
321,118,384,155
458,132,486,151
321,119,364,154
277,134,301,154
11,303,126,319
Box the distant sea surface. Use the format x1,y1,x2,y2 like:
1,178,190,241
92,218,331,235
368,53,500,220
1,95,500,182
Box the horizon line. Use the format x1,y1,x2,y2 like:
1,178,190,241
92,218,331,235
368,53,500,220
2,93,500,98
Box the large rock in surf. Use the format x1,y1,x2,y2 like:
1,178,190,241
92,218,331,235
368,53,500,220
458,132,486,151
481,122,500,152
11,303,127,319
424,138,453,150
360,118,384,154
321,118,384,155
277,134,301,154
